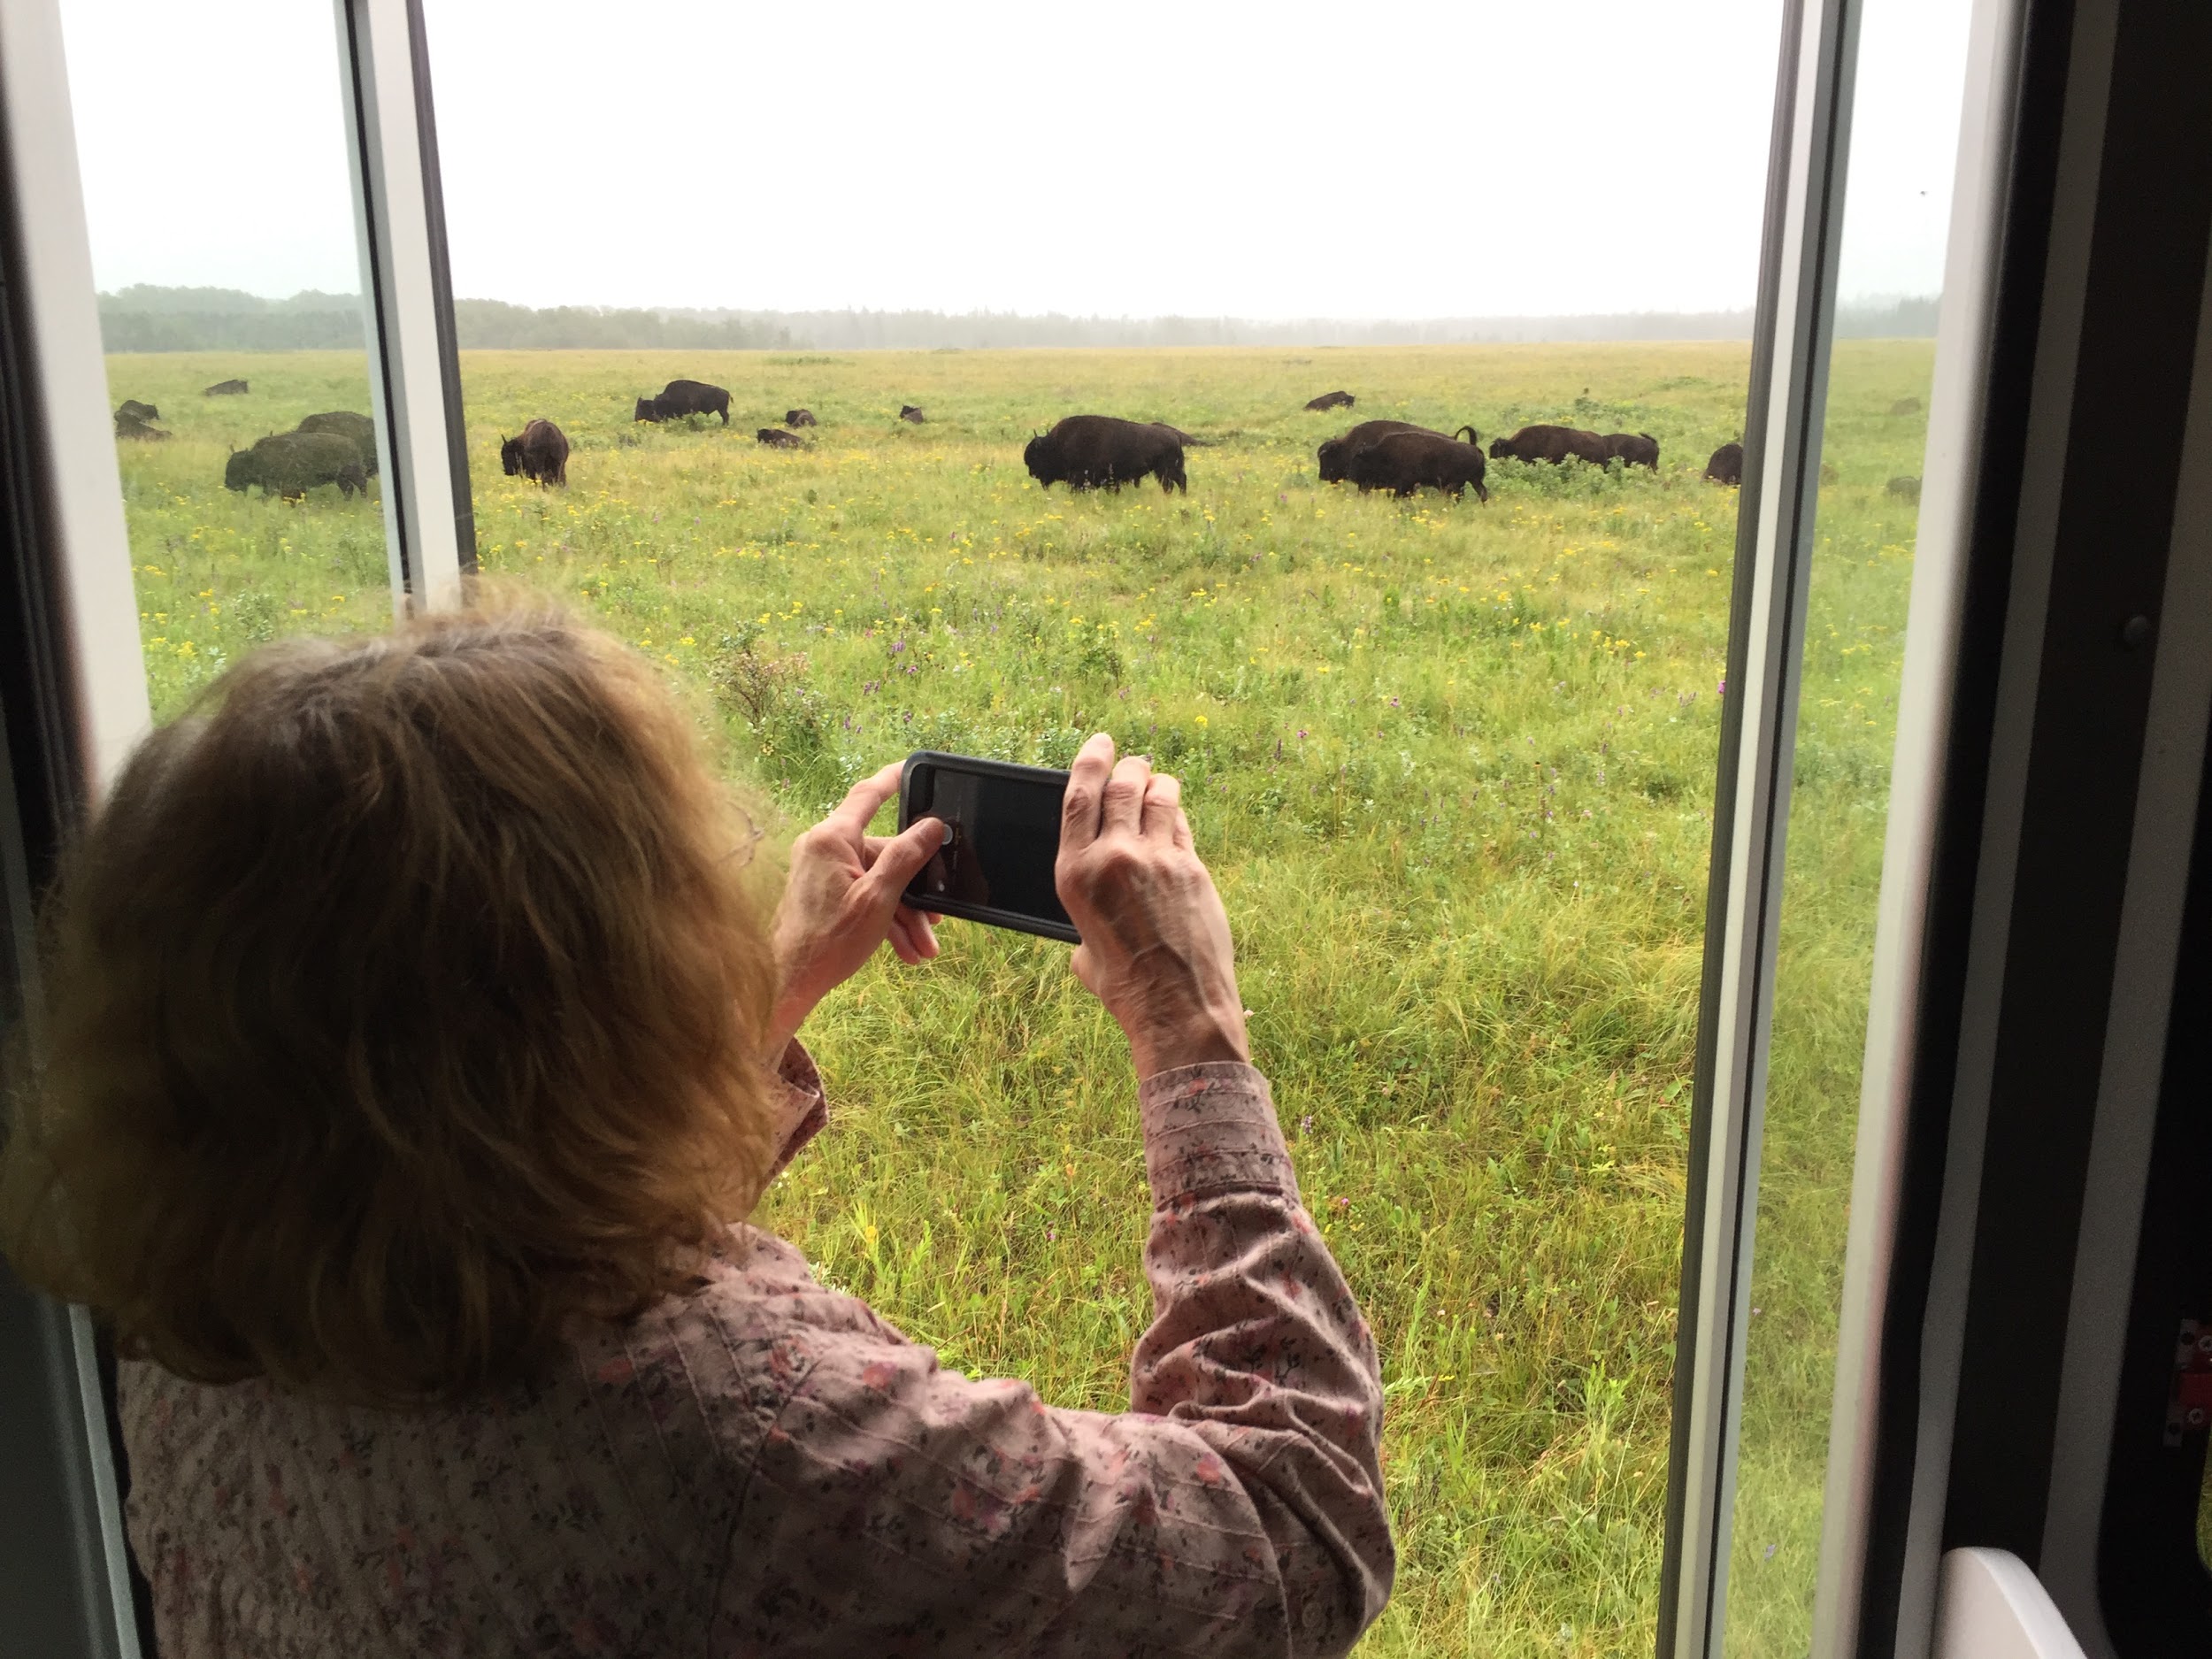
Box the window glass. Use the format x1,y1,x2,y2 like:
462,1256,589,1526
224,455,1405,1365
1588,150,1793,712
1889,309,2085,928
426,4,1797,1648
59,0,388,721
1722,0,1978,1647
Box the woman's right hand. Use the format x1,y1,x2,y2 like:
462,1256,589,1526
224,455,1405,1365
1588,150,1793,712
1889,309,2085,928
1056,733,1249,1079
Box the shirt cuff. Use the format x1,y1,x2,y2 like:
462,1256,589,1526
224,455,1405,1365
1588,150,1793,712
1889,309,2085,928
764,1040,827,1181
1137,1061,1299,1206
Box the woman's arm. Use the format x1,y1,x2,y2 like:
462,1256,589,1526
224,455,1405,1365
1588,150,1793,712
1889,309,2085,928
726,1057,1388,1658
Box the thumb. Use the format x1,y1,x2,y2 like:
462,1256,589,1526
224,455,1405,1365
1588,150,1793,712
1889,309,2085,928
856,816,945,912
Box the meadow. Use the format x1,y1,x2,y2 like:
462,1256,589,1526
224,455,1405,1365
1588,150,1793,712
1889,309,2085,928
101,342,1929,1655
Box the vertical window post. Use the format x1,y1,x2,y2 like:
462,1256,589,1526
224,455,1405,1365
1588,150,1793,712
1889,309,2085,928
0,0,154,1652
1659,0,1863,1648
335,0,473,619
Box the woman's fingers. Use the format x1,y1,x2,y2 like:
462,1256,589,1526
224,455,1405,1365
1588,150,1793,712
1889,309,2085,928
1101,753,1152,835
856,816,945,916
1141,772,1182,841
824,761,906,841
892,903,939,958
1060,732,1116,853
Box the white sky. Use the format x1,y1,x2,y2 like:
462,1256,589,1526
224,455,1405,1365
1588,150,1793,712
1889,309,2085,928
60,0,1971,319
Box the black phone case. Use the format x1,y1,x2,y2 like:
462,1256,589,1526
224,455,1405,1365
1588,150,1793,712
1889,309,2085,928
897,750,1081,944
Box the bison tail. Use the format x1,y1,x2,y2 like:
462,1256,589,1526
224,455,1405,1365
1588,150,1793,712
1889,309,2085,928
1455,426,1479,445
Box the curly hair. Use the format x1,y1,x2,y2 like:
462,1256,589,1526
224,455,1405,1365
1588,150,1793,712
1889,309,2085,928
0,606,780,1405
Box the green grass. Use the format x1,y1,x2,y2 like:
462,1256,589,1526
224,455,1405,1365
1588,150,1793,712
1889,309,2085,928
99,342,1931,1655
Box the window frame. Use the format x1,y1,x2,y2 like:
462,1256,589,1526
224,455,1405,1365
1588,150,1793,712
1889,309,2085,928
2,0,2120,1651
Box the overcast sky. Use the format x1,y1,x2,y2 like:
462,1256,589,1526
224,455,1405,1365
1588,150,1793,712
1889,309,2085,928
61,0,1972,319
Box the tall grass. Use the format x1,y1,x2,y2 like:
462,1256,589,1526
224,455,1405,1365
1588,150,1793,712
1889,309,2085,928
98,341,1928,1655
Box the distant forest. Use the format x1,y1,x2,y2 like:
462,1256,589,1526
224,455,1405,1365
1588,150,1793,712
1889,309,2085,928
96,285,1941,353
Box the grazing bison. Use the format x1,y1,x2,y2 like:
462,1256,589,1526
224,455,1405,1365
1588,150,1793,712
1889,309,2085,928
296,411,379,476
204,379,249,396
634,380,731,423
1317,419,1442,483
1705,442,1745,485
756,427,805,449
223,431,367,500
1024,414,1187,493
1605,433,1660,470
501,419,570,486
1304,390,1356,411
785,408,818,427
1346,430,1489,503
1487,424,1611,466
117,399,159,423
900,405,926,424
114,412,169,442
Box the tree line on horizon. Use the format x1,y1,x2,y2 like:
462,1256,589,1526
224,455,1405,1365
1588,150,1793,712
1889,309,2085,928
94,285,1940,353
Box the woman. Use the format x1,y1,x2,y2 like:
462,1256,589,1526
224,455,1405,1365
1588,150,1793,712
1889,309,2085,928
0,608,1392,1656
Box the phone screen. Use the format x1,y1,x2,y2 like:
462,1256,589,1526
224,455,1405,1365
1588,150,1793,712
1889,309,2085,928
900,753,1077,941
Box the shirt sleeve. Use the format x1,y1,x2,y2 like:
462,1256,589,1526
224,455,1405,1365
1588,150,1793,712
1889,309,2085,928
722,1062,1392,1658
762,1039,828,1182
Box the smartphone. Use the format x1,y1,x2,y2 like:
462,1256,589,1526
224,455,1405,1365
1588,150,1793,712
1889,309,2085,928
897,751,1079,943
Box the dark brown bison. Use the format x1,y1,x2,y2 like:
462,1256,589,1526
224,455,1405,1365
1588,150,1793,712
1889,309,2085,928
1317,420,1476,484
1317,419,1429,483
1488,424,1611,465
1304,390,1356,411
1705,442,1745,485
900,405,926,424
785,408,818,427
204,379,249,396
1347,431,1489,503
1605,433,1660,470
634,380,731,423
1024,415,1187,493
296,411,378,476
223,431,367,500
117,399,159,423
757,427,805,449
114,412,169,442
501,419,570,486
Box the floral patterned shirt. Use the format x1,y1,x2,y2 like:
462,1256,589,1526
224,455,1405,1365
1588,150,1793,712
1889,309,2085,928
118,1053,1393,1657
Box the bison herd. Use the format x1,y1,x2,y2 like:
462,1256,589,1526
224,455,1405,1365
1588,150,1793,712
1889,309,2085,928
115,373,1753,510
1018,396,1744,503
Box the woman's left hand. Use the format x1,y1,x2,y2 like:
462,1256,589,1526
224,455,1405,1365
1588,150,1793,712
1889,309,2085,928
766,763,945,1056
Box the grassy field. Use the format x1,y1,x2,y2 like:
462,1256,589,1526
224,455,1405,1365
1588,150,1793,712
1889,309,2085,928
100,342,1929,1655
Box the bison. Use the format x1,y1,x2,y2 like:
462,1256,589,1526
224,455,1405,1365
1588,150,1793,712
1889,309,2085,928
223,431,367,500
1487,425,1611,466
900,405,926,424
756,427,805,449
785,408,818,428
634,380,731,423
1304,390,1356,411
296,411,379,476
1024,415,1187,494
1346,430,1489,503
1605,433,1660,470
204,379,249,396
1705,442,1745,486
114,411,169,442
501,419,570,486
117,399,159,423
1317,419,1466,484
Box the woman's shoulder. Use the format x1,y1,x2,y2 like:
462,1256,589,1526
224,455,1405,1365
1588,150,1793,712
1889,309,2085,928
630,1220,903,1358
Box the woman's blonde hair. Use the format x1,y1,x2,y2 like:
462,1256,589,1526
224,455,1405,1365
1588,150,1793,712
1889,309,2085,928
0,605,779,1405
